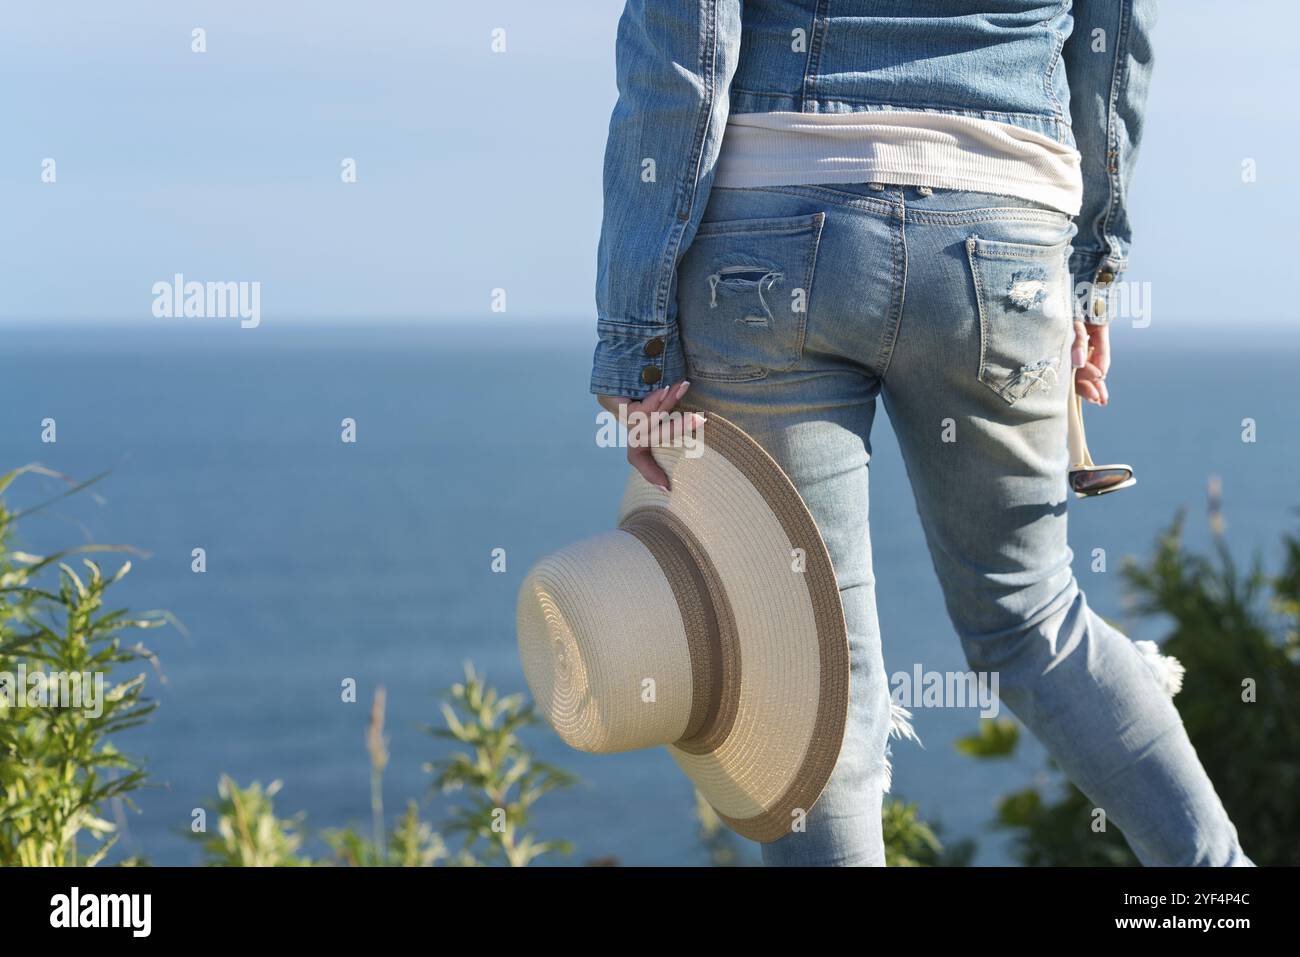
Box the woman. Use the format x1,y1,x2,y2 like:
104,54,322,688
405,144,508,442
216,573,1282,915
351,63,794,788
592,0,1250,866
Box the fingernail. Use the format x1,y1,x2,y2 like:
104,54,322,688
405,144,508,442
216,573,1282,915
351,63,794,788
1071,345,1087,368
654,484,669,494
677,381,691,397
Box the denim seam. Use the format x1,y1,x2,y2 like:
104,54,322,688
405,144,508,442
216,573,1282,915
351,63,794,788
719,184,1071,228
907,209,1072,228
1044,30,1065,136
798,0,831,111
764,165,1077,199
969,236,1073,260
695,213,825,238
728,89,1069,129
653,0,721,329
720,184,904,219
596,318,678,335
791,211,826,365
1097,0,1133,274
876,214,906,378
1041,0,1070,130
684,364,768,383
966,235,992,398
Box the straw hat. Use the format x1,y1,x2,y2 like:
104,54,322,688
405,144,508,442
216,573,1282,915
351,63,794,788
516,408,849,843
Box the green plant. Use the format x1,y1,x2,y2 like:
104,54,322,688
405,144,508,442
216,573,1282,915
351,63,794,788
320,687,448,867
201,669,576,868
196,775,310,867
0,466,170,866
425,663,576,866
882,797,953,866
323,801,448,867
954,716,1020,758
1120,509,1300,865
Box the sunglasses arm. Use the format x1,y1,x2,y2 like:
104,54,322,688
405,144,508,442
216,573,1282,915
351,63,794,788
1067,383,1094,470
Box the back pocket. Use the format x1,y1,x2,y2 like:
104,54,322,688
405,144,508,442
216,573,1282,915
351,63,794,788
966,233,1073,405
675,212,825,382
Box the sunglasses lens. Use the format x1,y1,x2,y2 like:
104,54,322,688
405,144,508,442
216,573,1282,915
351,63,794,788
1071,468,1133,494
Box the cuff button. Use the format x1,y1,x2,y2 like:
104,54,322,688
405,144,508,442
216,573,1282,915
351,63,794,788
641,366,663,385
643,337,665,358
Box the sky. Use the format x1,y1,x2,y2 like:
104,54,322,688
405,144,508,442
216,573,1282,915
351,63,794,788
1,0,1296,325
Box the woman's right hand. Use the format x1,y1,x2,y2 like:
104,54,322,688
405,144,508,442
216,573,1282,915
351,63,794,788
1071,321,1109,406
596,380,703,492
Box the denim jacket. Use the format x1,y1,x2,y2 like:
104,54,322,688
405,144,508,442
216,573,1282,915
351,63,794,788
590,0,1157,398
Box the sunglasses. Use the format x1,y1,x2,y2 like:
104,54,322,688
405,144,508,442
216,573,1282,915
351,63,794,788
1067,384,1136,498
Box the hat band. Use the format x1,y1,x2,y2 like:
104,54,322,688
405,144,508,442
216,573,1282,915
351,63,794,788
619,507,742,754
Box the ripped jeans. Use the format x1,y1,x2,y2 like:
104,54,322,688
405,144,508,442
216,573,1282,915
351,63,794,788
675,183,1252,867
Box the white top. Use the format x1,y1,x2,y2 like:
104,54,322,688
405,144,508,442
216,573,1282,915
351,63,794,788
713,110,1084,215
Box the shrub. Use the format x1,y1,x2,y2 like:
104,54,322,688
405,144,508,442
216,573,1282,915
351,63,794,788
0,466,170,866
198,667,576,867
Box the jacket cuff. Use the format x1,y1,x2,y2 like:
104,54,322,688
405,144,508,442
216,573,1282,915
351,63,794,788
1069,250,1127,326
589,319,686,399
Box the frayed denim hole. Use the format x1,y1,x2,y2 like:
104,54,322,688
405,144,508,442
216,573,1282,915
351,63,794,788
1005,356,1060,399
1007,267,1050,310
718,267,774,283
706,267,784,326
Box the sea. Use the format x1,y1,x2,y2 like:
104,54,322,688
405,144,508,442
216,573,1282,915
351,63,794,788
1,317,1295,866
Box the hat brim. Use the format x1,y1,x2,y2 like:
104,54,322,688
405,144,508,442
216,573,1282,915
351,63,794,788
617,407,849,843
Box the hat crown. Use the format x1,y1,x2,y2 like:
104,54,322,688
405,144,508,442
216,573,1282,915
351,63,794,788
517,529,696,754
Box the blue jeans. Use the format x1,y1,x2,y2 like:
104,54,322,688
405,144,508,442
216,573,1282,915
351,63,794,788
674,182,1252,867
